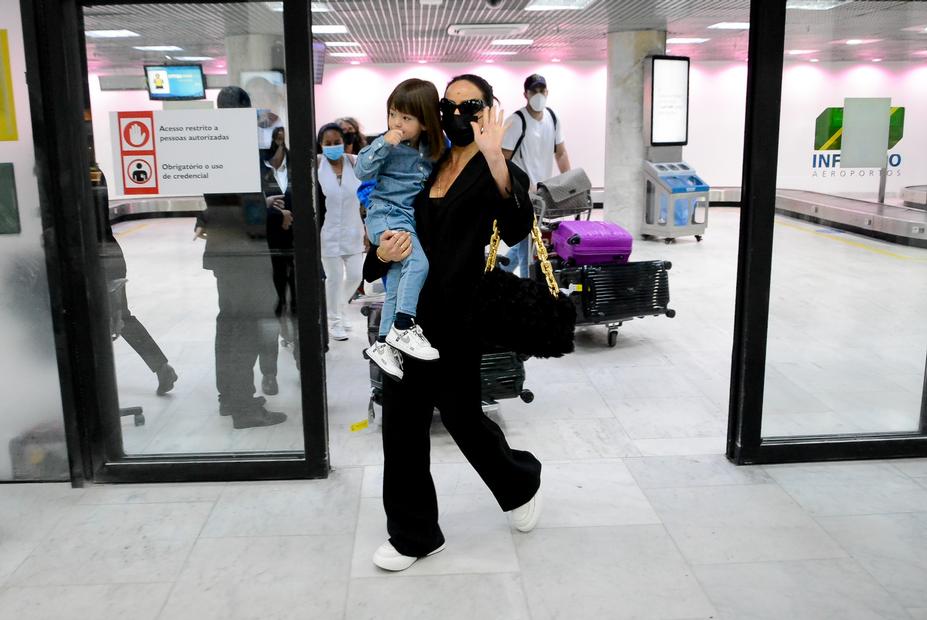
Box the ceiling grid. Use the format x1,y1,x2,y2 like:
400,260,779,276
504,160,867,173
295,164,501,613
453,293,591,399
82,0,927,73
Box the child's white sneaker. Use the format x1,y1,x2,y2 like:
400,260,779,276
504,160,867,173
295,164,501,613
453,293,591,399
386,325,440,361
364,341,404,381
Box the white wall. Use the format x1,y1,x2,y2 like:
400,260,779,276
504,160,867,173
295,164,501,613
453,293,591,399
313,61,608,186
777,61,927,195
686,62,748,187
682,60,927,194
89,58,927,199
314,61,742,191
0,0,67,480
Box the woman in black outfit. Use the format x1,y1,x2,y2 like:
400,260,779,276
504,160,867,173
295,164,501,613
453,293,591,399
363,74,543,572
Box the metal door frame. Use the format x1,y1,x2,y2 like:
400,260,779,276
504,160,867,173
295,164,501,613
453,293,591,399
20,0,329,484
727,0,927,464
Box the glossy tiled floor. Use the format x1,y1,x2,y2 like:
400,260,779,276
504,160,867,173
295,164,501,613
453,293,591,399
2,208,925,618
108,208,926,457
3,458,927,619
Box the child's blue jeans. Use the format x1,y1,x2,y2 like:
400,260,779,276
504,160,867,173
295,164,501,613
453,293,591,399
366,202,428,338
502,237,531,278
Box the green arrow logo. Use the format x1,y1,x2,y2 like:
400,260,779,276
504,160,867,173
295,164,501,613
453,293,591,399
814,105,905,151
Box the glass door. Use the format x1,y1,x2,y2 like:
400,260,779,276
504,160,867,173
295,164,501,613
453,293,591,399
29,0,326,481
728,0,927,464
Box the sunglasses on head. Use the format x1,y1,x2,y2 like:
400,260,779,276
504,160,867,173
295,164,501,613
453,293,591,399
439,98,486,117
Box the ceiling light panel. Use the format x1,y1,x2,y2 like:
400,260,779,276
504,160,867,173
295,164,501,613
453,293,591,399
85,30,139,38
787,0,852,10
264,1,329,11
524,0,597,10
133,45,183,51
708,22,750,30
666,38,709,44
312,24,349,34
447,23,530,37
492,39,534,45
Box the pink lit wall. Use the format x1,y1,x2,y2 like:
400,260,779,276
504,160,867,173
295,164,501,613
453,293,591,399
777,61,927,196
686,60,927,195
88,59,927,201
314,61,745,191
313,61,607,186
686,62,748,187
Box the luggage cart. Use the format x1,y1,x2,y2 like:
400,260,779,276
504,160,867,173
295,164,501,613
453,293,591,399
541,260,675,347
527,168,595,267
534,168,594,226
360,303,534,422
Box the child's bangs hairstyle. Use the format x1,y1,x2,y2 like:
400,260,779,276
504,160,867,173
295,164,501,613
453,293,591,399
387,78,444,161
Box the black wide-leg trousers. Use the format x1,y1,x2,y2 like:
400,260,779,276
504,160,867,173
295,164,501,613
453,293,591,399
380,349,542,557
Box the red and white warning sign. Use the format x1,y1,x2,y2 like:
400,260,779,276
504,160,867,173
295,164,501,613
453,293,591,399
110,108,261,197
118,112,159,195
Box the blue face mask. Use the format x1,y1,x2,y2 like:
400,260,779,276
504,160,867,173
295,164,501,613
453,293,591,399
322,144,344,161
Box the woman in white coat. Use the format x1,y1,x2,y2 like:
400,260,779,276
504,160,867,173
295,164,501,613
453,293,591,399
316,122,366,341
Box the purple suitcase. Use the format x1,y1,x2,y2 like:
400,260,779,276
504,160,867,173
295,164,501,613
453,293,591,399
551,220,633,266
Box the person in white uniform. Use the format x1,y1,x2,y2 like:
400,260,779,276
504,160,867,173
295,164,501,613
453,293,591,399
317,122,366,342
501,74,571,277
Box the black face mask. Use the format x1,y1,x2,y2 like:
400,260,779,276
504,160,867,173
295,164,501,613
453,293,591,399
441,113,476,147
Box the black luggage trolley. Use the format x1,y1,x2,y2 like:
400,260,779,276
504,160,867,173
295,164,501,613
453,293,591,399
360,303,534,421
539,259,676,347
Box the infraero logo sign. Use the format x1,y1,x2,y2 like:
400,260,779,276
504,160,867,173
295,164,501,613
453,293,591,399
811,104,905,177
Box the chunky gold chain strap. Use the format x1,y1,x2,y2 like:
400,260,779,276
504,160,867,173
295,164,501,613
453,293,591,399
485,216,561,299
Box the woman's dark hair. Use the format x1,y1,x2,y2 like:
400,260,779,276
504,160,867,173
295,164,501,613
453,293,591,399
316,122,344,154
216,86,251,109
337,116,368,152
446,74,497,107
268,126,288,164
387,78,444,161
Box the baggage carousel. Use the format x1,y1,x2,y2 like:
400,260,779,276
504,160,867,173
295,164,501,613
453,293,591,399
106,187,927,248
902,185,927,210
703,186,927,248
108,196,205,223
775,189,927,248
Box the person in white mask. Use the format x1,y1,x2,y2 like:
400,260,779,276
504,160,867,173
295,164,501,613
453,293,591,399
316,122,366,342
501,74,571,277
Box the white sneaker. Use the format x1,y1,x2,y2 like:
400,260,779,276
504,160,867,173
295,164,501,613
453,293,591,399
329,322,348,341
372,540,445,572
511,488,543,533
364,341,403,381
386,325,440,361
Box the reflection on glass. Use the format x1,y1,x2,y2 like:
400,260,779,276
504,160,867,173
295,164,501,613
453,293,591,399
762,0,927,438
84,2,305,455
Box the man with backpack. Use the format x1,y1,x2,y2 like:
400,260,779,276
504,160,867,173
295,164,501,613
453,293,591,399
501,74,572,277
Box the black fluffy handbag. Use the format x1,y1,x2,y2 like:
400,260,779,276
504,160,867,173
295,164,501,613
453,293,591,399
476,215,576,358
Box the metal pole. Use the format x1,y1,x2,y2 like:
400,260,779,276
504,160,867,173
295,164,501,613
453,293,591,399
878,167,887,204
